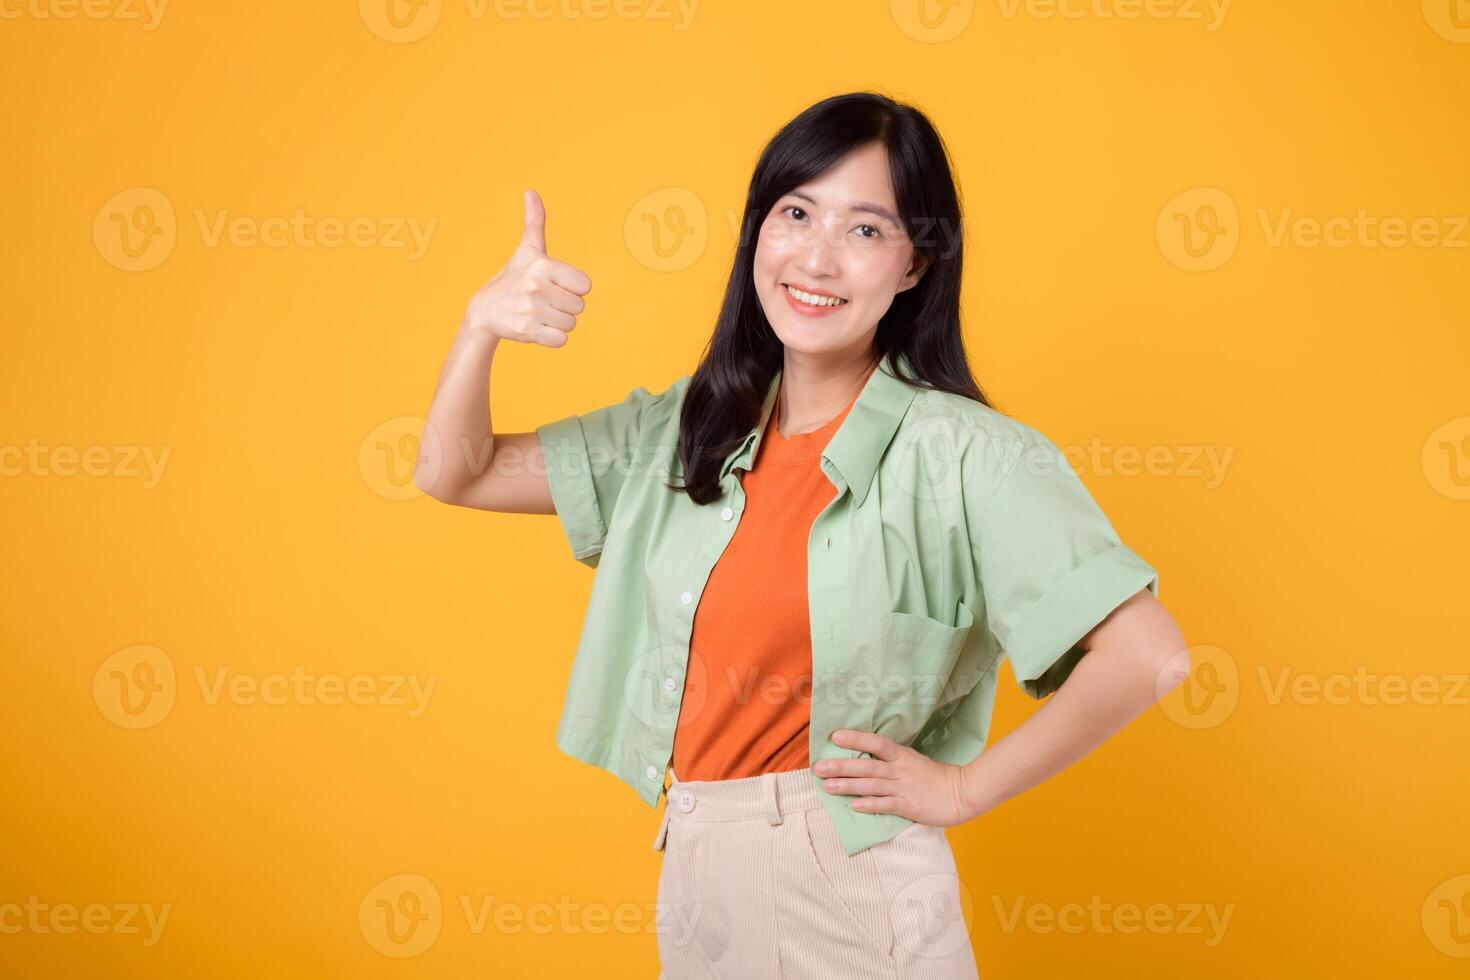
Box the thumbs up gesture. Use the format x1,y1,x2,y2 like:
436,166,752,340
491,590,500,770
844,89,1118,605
462,190,592,347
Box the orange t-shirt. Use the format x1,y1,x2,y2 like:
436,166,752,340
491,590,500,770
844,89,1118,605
670,368,871,781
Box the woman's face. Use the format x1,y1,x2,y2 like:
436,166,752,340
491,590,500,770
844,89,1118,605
753,141,927,359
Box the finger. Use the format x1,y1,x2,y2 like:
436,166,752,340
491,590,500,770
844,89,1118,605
532,302,576,333
816,757,887,779
542,257,592,296
822,777,897,798
538,280,587,317
520,189,547,254
833,729,901,762
527,323,570,348
851,795,903,815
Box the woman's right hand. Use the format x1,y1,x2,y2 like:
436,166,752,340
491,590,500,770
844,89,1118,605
462,190,592,347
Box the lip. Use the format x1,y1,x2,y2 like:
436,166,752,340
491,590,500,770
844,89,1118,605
781,281,848,318
784,281,845,299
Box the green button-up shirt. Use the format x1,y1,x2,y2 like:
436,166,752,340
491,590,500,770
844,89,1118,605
535,351,1159,856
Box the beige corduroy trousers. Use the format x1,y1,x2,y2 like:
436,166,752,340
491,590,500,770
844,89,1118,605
651,765,980,979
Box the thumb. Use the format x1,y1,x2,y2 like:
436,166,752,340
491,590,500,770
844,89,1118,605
519,189,547,254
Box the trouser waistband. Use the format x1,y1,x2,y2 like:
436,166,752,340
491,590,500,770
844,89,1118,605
652,766,823,851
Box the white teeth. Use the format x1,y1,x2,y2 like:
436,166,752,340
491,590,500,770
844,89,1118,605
785,284,846,307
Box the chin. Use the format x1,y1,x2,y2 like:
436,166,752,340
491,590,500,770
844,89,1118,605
770,328,850,357
760,294,859,354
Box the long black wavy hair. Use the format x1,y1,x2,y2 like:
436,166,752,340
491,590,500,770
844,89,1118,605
667,91,991,505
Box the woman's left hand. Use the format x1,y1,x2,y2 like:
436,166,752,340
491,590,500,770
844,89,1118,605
814,729,976,828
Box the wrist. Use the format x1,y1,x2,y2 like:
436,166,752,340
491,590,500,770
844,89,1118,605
957,755,996,821
457,318,500,352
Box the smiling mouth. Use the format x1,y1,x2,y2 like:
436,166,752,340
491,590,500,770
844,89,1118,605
782,283,849,307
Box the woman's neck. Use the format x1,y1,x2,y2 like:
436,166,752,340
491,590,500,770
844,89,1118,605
776,348,880,439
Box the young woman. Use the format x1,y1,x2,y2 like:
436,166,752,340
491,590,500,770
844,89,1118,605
415,91,1187,979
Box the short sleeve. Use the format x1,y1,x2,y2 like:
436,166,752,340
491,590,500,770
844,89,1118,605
535,379,681,570
972,432,1159,699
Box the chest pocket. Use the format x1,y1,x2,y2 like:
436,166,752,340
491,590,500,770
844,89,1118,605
873,598,979,744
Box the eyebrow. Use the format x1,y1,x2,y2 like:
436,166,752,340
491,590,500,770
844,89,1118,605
787,190,901,227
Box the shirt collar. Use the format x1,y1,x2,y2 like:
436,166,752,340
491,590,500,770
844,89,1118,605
719,350,920,507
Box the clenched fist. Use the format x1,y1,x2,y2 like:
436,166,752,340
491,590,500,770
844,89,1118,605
462,190,592,347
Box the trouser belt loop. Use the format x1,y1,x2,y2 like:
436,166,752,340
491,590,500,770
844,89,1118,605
762,772,782,826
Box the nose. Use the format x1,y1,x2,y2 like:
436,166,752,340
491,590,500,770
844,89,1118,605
797,219,840,279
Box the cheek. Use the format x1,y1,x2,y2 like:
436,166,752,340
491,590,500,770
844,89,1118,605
754,223,797,272
854,244,916,292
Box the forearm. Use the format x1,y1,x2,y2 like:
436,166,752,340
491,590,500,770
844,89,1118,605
958,635,1188,820
416,320,500,500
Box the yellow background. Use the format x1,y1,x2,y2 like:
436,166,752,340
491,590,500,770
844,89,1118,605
3,0,1469,976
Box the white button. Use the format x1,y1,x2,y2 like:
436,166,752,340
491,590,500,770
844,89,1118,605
680,591,692,605
645,765,659,780
676,790,696,812
663,676,677,691
720,506,733,521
